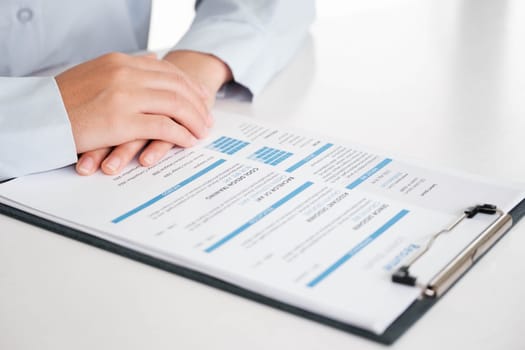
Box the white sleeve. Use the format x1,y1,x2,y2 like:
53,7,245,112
172,0,316,97
0,77,78,181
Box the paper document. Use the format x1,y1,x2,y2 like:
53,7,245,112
1,112,523,334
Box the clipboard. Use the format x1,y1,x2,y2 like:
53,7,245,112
1,198,524,345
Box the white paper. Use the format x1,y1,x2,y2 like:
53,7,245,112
1,111,523,334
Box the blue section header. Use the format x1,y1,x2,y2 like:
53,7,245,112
307,209,409,287
346,158,392,190
112,159,226,224
285,143,333,173
205,181,314,253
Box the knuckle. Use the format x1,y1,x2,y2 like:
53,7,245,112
181,132,195,147
167,127,191,146
109,66,131,83
159,117,176,135
158,118,175,139
103,52,127,64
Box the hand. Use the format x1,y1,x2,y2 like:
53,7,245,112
75,51,232,175
55,52,213,174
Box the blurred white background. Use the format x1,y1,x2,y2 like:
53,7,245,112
148,0,364,51
148,0,194,51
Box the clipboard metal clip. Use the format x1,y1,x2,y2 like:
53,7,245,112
391,204,512,298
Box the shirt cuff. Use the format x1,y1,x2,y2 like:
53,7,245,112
0,77,78,180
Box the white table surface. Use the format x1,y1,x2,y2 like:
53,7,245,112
1,1,524,349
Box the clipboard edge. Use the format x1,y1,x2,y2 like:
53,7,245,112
1,197,524,345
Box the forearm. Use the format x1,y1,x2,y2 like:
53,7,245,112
0,77,77,181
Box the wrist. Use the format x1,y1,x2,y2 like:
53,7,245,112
163,50,233,94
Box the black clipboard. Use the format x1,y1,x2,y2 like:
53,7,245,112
1,198,524,344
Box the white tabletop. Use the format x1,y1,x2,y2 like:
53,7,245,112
1,1,524,349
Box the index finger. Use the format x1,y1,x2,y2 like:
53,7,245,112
122,55,208,101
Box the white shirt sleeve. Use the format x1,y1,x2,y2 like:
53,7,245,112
0,1,314,180
173,0,316,97
0,77,78,181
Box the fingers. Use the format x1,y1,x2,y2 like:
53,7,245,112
139,140,175,167
133,55,209,99
112,53,209,101
105,54,213,133
76,139,170,177
62,52,214,174
132,114,198,148
129,88,210,139
101,140,148,175
76,148,112,175
130,70,212,128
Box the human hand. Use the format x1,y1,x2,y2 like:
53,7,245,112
75,51,232,175
54,52,213,174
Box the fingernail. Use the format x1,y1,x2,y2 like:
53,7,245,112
104,157,121,173
77,157,94,175
143,153,158,166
